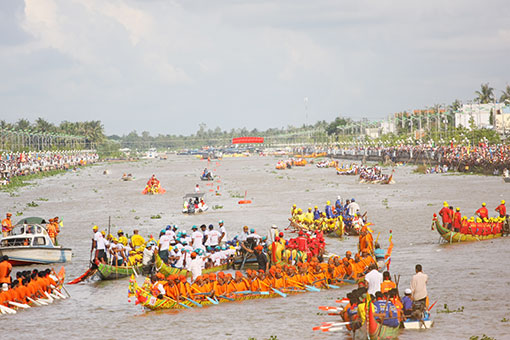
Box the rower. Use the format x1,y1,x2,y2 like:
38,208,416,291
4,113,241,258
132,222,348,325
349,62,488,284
92,226,107,264
380,271,396,293
439,201,452,229
117,230,129,246
150,275,165,299
0,256,12,287
453,207,462,232
495,200,506,219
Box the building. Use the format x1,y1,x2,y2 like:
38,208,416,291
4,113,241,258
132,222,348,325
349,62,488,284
494,105,510,135
455,103,504,129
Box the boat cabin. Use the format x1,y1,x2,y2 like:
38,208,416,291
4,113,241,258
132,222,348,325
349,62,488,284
1,218,55,248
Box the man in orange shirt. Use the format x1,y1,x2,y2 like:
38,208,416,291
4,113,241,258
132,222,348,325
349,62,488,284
0,256,12,285
2,213,13,241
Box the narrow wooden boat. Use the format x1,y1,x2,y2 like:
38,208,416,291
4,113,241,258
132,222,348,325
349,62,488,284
353,301,400,340
155,254,228,277
96,262,143,280
433,219,502,243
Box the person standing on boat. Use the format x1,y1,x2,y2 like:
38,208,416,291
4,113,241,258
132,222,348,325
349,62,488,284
158,230,172,264
325,201,333,219
410,264,428,305
1,212,13,239
205,224,221,248
246,245,269,272
495,200,506,218
189,252,204,282
476,202,489,219
347,198,360,217
453,208,462,232
439,202,452,229
218,220,228,245
92,226,107,264
365,264,383,295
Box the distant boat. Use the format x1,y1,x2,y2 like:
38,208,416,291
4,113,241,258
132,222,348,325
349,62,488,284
0,217,72,266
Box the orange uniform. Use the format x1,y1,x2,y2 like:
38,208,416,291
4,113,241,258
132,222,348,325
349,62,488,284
380,280,396,294
0,261,12,284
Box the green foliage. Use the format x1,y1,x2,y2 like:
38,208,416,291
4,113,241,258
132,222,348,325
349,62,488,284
470,335,496,340
325,117,350,135
26,201,39,208
0,169,68,192
474,83,495,104
150,214,162,219
212,205,223,210
438,304,464,313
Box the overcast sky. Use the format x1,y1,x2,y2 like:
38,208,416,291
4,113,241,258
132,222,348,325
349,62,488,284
1,0,509,136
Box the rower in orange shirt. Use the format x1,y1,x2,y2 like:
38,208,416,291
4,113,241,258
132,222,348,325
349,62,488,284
164,275,180,300
360,251,377,268
380,271,396,294
351,254,366,279
231,271,249,292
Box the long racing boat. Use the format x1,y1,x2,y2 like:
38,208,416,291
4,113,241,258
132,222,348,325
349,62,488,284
433,218,503,243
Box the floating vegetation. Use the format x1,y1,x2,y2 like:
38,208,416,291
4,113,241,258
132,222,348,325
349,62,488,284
37,197,49,201
212,205,223,210
134,216,140,220
437,304,464,314
501,317,509,322
26,201,39,208
470,335,496,340
150,214,162,219
15,211,23,216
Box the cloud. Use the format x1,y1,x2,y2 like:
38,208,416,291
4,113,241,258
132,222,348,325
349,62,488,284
0,0,509,135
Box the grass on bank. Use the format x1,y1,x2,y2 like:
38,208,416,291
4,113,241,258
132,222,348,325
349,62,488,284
0,169,68,192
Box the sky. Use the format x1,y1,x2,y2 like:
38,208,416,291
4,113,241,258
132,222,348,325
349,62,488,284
1,0,509,136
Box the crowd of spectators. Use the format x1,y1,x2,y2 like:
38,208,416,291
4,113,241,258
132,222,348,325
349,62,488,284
292,144,510,175
0,151,98,185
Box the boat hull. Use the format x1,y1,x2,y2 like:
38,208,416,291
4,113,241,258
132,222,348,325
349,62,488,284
434,220,502,243
96,263,142,280
403,319,434,329
0,247,72,266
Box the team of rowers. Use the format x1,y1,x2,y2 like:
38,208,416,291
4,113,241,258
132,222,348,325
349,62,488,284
144,224,388,303
438,200,509,235
358,166,393,183
340,264,430,330
143,174,165,194
0,257,64,309
289,198,365,235
275,158,307,169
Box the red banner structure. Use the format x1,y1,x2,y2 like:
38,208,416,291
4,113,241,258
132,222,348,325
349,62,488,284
232,137,264,144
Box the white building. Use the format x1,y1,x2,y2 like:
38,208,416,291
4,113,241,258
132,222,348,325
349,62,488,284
494,105,510,135
455,103,504,129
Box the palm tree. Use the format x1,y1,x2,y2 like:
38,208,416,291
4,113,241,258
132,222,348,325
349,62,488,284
474,83,495,104
500,85,510,104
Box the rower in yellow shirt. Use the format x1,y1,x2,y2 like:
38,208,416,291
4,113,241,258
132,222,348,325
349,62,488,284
130,229,146,250
304,208,314,225
117,230,129,246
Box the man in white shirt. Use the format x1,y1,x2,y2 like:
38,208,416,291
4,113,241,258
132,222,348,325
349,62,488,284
142,242,155,274
411,264,428,303
218,220,228,244
188,252,204,281
365,264,383,295
347,198,361,216
92,226,107,264
158,230,172,264
206,224,221,247
191,225,205,250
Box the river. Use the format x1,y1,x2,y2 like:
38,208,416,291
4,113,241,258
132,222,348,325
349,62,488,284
1,155,509,340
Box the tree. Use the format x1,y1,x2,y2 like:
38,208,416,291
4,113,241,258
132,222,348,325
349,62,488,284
325,117,349,135
448,99,462,112
474,83,495,104
15,119,31,131
34,118,54,133
500,85,510,104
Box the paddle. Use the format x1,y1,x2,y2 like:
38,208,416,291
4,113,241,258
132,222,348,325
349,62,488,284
312,321,350,331
218,295,235,302
9,301,30,309
259,280,287,297
428,299,438,311
163,295,192,309
27,297,44,306
0,305,16,314
183,296,203,308
205,296,219,305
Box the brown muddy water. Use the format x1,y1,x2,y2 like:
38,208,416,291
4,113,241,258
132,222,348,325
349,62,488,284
1,155,509,340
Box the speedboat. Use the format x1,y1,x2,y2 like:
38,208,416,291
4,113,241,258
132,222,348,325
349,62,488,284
0,217,72,266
